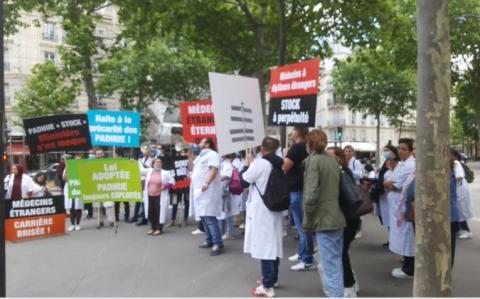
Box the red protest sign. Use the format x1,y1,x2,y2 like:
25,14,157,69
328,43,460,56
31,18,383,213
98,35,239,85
180,100,217,144
269,58,320,98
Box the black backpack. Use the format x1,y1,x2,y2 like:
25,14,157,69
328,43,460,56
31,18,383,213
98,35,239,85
254,161,290,212
462,162,475,183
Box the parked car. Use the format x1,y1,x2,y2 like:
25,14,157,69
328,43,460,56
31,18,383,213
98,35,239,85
28,163,59,182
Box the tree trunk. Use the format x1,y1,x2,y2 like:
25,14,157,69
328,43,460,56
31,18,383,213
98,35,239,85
278,0,287,148
414,0,452,296
375,113,381,167
83,55,97,109
254,3,267,133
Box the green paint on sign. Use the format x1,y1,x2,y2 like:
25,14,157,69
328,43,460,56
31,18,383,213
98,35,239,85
66,158,142,203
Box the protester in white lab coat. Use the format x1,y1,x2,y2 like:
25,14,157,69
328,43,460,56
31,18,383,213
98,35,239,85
63,154,84,231
190,138,224,256
4,164,42,200
131,149,153,225
384,138,416,279
141,157,175,235
242,137,284,298
344,145,364,185
451,149,474,239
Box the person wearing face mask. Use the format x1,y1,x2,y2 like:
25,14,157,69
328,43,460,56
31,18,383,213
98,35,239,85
189,138,224,256
141,157,175,235
371,145,400,247
383,138,416,279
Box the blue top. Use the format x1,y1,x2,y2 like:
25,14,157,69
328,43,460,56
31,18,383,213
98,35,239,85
406,174,458,222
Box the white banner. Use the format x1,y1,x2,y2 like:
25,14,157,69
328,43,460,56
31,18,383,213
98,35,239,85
208,72,266,156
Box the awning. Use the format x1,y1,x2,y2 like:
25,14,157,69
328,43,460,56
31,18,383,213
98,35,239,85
327,141,377,152
6,144,30,155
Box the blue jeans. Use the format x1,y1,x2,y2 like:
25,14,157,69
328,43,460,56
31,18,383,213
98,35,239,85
219,216,235,236
290,192,314,264
261,258,280,289
201,216,223,247
316,230,344,297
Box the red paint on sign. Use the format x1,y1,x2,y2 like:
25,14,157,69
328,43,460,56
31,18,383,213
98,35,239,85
180,100,217,144
269,58,320,98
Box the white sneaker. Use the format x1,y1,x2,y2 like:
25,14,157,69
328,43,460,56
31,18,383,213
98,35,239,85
251,285,275,298
290,261,316,271
391,267,413,279
288,253,300,262
282,230,287,237
192,229,204,235
75,225,82,231
458,231,472,239
344,287,358,297
353,281,360,293
239,223,245,229
222,233,235,240
67,225,75,231
355,231,362,239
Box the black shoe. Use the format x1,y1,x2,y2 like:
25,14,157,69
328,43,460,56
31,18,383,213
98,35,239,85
136,220,148,226
86,215,93,219
210,245,224,256
129,218,138,223
382,242,389,248
100,221,104,227
199,242,213,249
124,216,129,222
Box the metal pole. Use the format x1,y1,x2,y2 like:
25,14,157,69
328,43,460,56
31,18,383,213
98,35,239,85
0,0,7,296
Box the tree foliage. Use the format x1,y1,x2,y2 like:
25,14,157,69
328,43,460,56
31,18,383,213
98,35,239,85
332,48,416,123
98,39,215,111
14,61,79,119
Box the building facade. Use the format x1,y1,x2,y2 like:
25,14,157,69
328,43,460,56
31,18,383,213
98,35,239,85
315,43,415,153
4,7,121,167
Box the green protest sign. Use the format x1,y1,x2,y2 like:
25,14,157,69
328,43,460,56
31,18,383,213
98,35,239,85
67,158,142,203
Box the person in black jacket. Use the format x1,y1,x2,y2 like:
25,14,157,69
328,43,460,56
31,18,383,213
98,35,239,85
327,147,360,298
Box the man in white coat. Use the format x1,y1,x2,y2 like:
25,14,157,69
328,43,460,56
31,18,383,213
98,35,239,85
384,138,416,279
190,138,224,256
242,137,284,298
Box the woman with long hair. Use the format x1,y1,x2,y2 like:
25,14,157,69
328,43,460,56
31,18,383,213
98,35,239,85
4,164,41,200
326,147,360,297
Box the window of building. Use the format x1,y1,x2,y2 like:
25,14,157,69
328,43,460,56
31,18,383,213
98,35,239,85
42,22,56,41
5,84,10,105
44,51,56,62
361,130,367,141
352,129,357,141
351,112,356,125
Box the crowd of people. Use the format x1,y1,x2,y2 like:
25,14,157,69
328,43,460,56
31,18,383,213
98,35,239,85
3,129,476,297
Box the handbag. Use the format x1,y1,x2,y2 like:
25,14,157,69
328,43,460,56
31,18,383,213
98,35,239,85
339,170,363,219
339,170,373,218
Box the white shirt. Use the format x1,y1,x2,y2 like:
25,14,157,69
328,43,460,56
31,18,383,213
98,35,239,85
348,157,364,184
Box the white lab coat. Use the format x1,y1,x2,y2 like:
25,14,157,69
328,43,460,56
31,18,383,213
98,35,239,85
4,174,42,199
191,149,222,220
142,168,175,224
242,158,284,260
454,161,474,221
388,156,416,257
378,170,393,229
348,158,364,184
218,159,236,220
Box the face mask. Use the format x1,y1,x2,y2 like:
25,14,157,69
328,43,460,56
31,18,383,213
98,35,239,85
88,154,96,159
154,166,162,171
383,151,392,160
